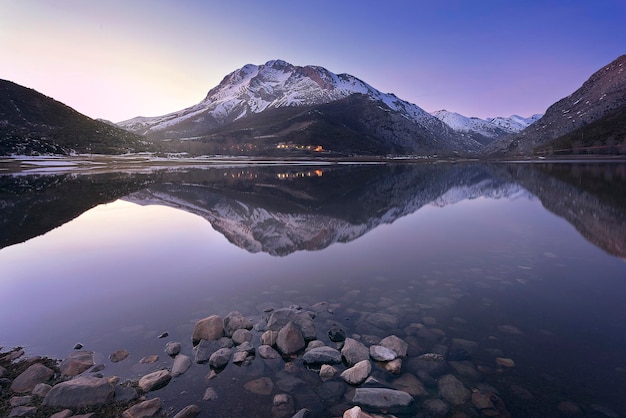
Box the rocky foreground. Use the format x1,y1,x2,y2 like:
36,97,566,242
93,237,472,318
0,300,604,417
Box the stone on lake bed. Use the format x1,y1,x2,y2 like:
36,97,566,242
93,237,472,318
43,376,114,408
244,377,274,395
209,348,232,369
139,355,159,364
203,387,218,401
172,354,192,377
260,330,278,346
267,307,317,341
232,329,253,345
341,338,370,367
223,311,253,337
340,360,371,385
109,349,129,363
138,370,172,392
258,345,281,359
302,346,342,365
8,406,38,417
174,404,202,418
319,364,337,381
438,374,470,405
496,357,516,368
380,335,408,358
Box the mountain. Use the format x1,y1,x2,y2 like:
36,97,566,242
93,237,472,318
118,60,482,156
0,80,154,156
431,110,541,146
487,54,626,155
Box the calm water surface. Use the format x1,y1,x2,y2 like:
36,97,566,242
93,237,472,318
1,162,625,417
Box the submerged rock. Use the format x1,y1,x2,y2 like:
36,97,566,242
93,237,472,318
173,404,201,418
109,349,129,363
223,311,253,337
267,308,317,341
380,335,408,358
172,354,192,377
438,374,470,406
164,341,182,356
340,360,371,385
59,351,94,376
209,347,232,369
276,321,305,355
302,346,342,365
121,397,161,418
244,377,274,395
138,370,171,392
369,345,397,361
341,338,370,367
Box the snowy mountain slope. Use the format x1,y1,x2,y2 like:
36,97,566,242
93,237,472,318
432,110,542,138
117,60,482,154
486,114,542,133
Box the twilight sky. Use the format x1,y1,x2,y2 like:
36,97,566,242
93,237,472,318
2,0,624,122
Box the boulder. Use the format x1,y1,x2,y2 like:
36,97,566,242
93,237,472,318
8,406,37,417
390,373,428,397
272,393,295,418
164,341,182,356
302,346,342,365
121,397,162,418
260,330,278,346
319,364,337,382
340,360,371,385
209,347,232,369
173,404,201,418
352,388,415,414
11,363,54,393
138,370,171,392
192,315,224,344
258,345,281,359
267,308,317,340
276,321,305,355
223,311,253,337
59,351,94,376
232,329,253,345
341,338,370,367
380,335,408,357
194,337,233,364
244,377,274,395
369,345,397,361
43,376,114,408
109,349,129,363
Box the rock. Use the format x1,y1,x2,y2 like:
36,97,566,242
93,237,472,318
73,343,84,350
438,374,470,405
139,355,159,364
223,311,253,337
2,348,24,362
361,312,400,329
380,335,408,357
510,384,533,400
471,391,495,409
90,364,105,373
43,376,114,408
317,381,346,403
114,384,138,403
8,406,37,417
340,360,371,385
173,404,201,418
9,395,32,407
558,400,582,415
391,373,428,397
209,347,232,369
305,340,325,351
232,329,253,345
328,327,346,342
423,398,450,416
275,371,305,393
0,365,5,377
272,393,295,418
203,387,218,401
352,388,415,414
276,321,306,355
497,324,524,335
406,353,448,378
49,410,73,418
194,337,233,364
121,397,161,418
158,332,169,339
232,351,249,364
59,351,94,376
369,345,397,361
450,338,479,356
261,330,279,346
32,383,52,397
11,363,54,393
384,358,402,374
496,357,516,367
342,406,375,418
292,409,312,418
449,360,481,380
244,377,274,395
341,338,370,367
109,349,129,363
267,308,317,341
172,354,192,377
138,370,172,392
192,315,224,344
302,346,342,365
164,341,182,356
259,345,281,359
319,364,337,381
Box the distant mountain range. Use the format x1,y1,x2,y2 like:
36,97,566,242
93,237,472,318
1,55,624,156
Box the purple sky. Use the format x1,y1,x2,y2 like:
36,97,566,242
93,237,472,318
2,0,624,122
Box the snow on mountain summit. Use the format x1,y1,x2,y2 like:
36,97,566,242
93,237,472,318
118,59,437,136
432,110,542,139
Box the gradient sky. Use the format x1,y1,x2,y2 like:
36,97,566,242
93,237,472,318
2,0,624,122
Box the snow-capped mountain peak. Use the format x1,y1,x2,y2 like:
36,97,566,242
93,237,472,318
431,110,542,142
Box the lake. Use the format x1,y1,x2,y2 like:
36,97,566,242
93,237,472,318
1,160,625,417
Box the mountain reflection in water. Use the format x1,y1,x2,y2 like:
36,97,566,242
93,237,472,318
0,162,624,258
